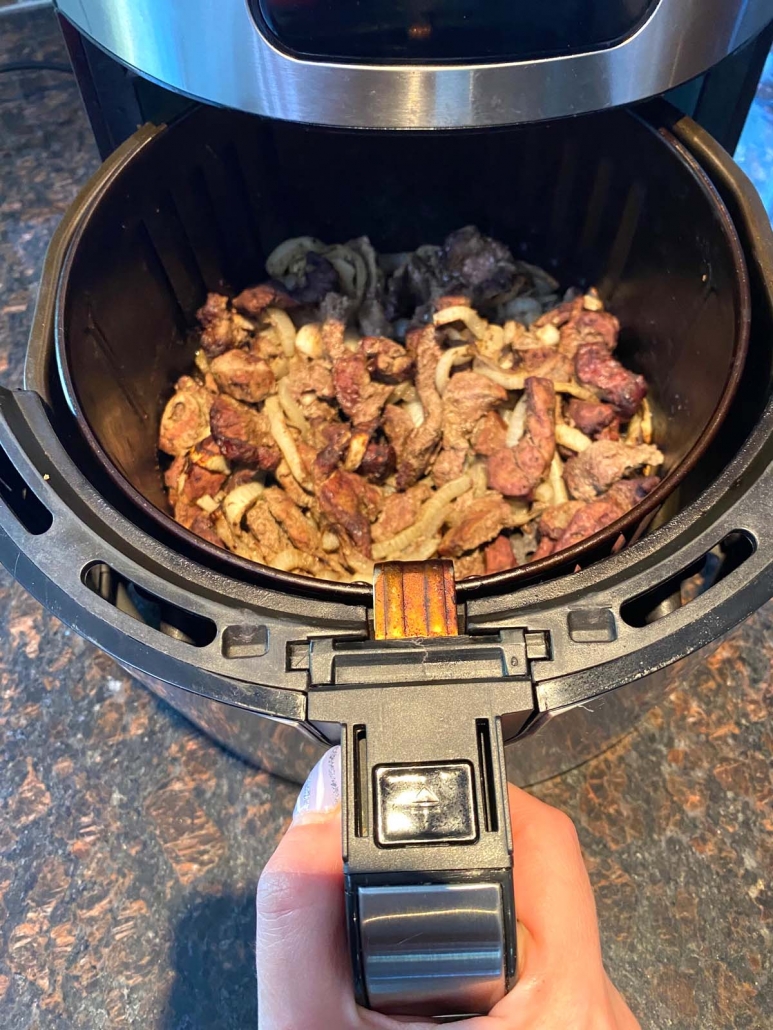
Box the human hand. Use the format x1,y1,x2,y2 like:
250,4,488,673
256,747,640,1029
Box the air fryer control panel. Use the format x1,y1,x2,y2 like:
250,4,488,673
254,0,656,62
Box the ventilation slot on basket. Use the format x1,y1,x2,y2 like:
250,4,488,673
476,719,499,833
621,531,755,628
82,562,216,646
353,725,368,837
0,445,52,535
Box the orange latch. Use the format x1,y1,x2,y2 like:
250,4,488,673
373,560,459,640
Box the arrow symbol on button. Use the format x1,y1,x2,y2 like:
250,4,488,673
403,787,440,807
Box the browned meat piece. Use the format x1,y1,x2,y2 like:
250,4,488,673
197,294,253,357
432,448,467,487
264,487,321,553
314,422,352,479
484,535,517,573
575,344,647,418
442,371,508,451
360,337,413,383
538,501,586,541
210,395,281,470
189,435,228,472
564,440,662,501
532,536,556,561
209,350,276,404
223,468,260,493
164,454,187,500
332,353,392,426
438,496,513,558
472,411,508,456
359,440,396,483
188,511,224,548
286,356,335,400
383,404,415,456
535,297,582,329
453,551,486,579
434,294,472,311
179,464,226,503
396,327,444,489
246,498,289,558
442,226,518,304
487,377,556,498
159,377,213,455
517,346,574,382
371,483,432,543
597,420,621,442
318,470,381,557
606,475,660,509
561,309,619,356
567,398,617,437
554,497,626,550
232,282,296,317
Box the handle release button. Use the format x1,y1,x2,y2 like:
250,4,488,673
374,762,477,846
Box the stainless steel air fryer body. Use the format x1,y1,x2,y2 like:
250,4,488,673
54,0,773,128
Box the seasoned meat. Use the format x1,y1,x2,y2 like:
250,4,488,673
246,498,290,559
564,440,663,501
453,551,486,579
517,345,574,382
532,536,556,561
209,395,281,470
442,226,518,304
359,440,396,483
318,470,381,558
484,535,517,573
209,350,276,404
223,468,260,494
197,294,253,357
537,298,619,356
472,411,508,456
360,336,413,382
538,501,586,541
313,422,352,479
164,454,187,500
383,403,415,458
159,377,213,456
438,495,513,557
575,344,647,418
188,511,223,548
332,353,392,426
232,282,296,317
395,327,444,489
554,498,626,550
371,484,432,544
487,377,556,498
287,355,335,399
179,464,226,503
264,486,321,553
606,475,660,509
442,371,508,451
432,448,467,487
567,398,617,437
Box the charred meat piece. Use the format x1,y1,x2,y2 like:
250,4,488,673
210,395,281,470
314,421,352,480
395,327,444,489
283,252,339,306
232,282,296,317
209,350,276,404
197,294,254,357
564,440,663,501
442,226,518,305
164,454,187,501
442,371,508,451
264,486,321,554
438,495,513,558
472,411,508,456
371,483,432,544
332,353,393,426
384,245,446,321
567,398,617,437
159,377,213,456
360,336,414,382
359,440,396,483
575,344,647,418
484,535,517,573
487,377,556,498
318,470,381,557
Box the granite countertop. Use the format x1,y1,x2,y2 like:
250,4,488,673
0,8,770,1029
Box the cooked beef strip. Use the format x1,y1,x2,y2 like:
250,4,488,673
318,470,381,558
564,440,662,501
575,344,647,418
159,377,213,456
566,398,617,437
517,345,574,382
394,326,444,489
197,294,253,357
264,486,321,553
484,534,517,573
332,352,393,426
371,483,432,544
179,464,226,503
360,336,414,382
432,448,468,487
472,411,508,456
442,371,508,451
246,498,289,559
487,377,556,498
438,495,513,557
538,501,586,541
453,551,486,579
209,349,276,404
209,395,281,470
359,440,396,483
232,282,296,317
188,511,223,548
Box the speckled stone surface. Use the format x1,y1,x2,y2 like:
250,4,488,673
0,8,771,1029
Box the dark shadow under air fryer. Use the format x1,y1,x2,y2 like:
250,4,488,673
56,105,749,601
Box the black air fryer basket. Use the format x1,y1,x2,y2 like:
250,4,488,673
2,101,773,1017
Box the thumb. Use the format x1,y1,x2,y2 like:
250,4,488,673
256,746,359,1029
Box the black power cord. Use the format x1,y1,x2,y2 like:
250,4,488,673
0,60,74,75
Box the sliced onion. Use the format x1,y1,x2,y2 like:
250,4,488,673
265,307,296,357
373,475,471,560
555,423,592,452
223,481,264,528
435,345,470,396
295,322,323,359
535,324,560,346
626,411,643,445
549,452,569,505
396,537,441,562
265,236,325,277
196,495,219,513
583,291,604,311
469,461,488,498
272,548,328,576
405,399,425,428
433,305,489,339
503,296,542,326
321,532,340,552
473,358,596,400
534,481,554,504
264,395,309,488
277,378,310,437
506,394,528,447
640,397,653,444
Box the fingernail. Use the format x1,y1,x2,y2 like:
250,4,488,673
293,746,341,822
